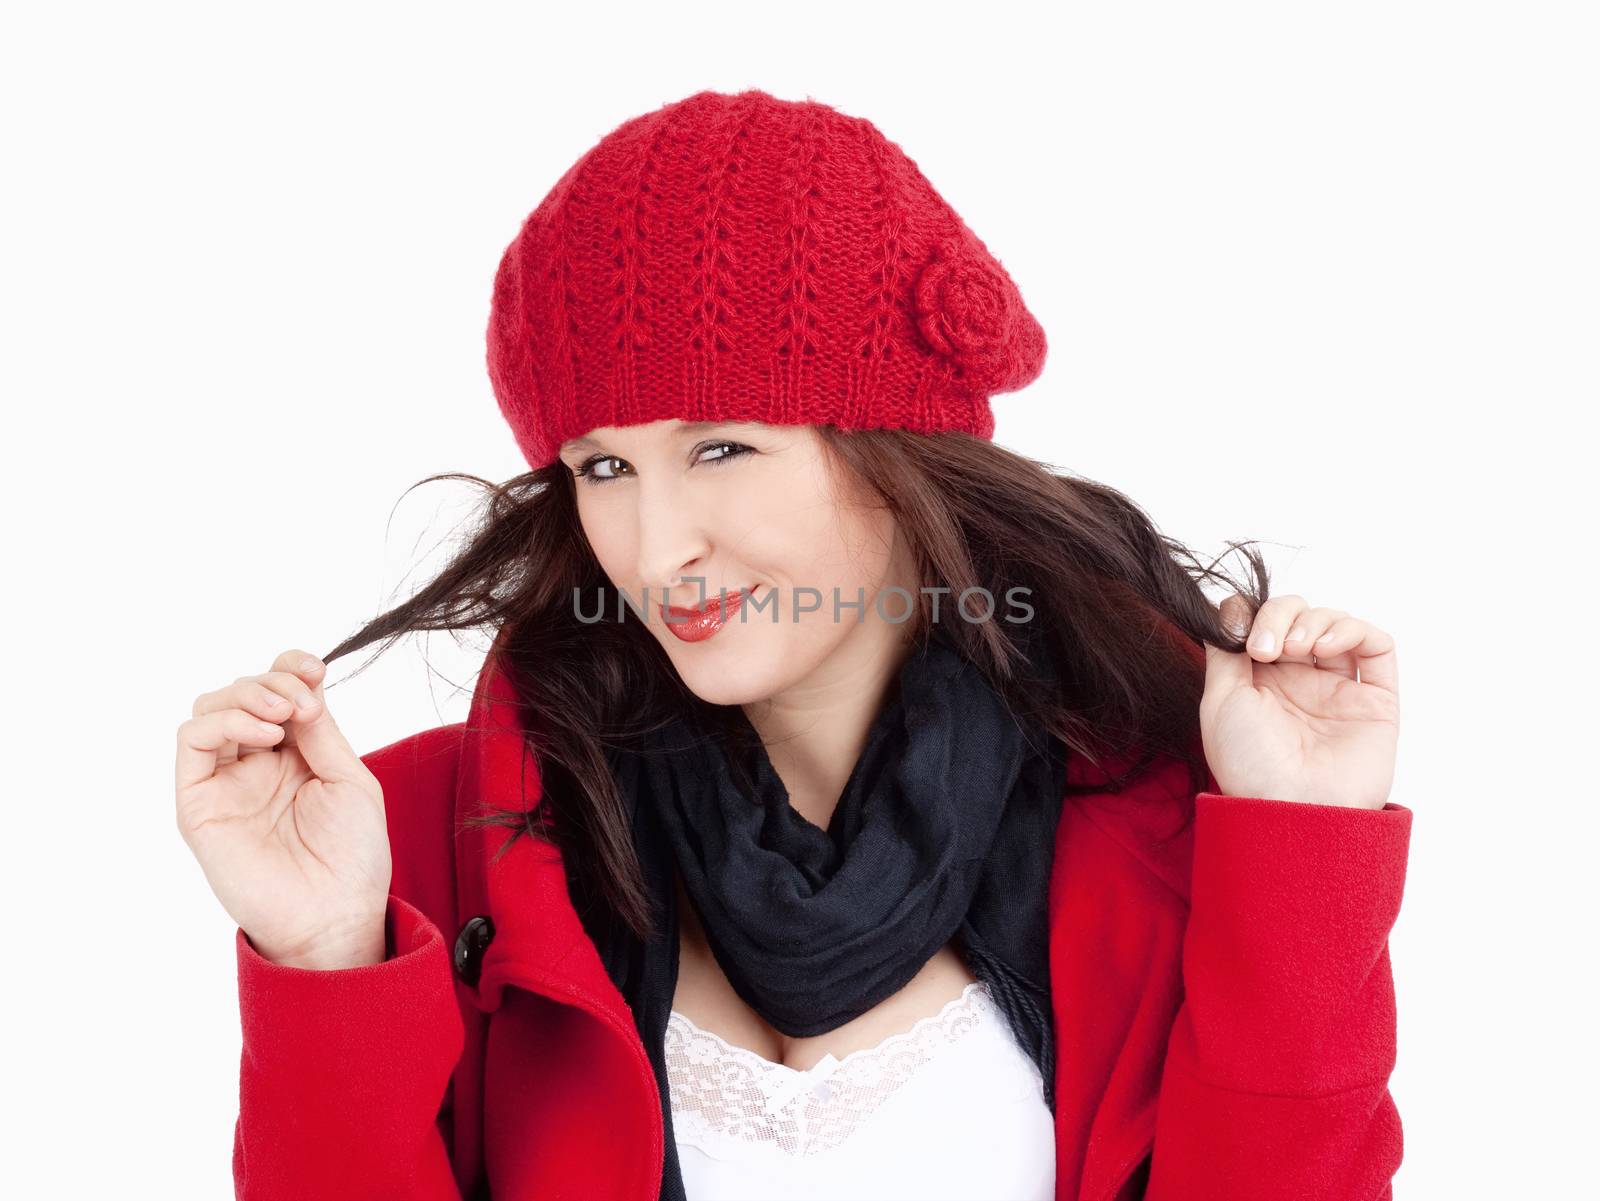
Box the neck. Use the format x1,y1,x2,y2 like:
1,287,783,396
740,619,914,831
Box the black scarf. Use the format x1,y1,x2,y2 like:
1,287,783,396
582,628,1067,1201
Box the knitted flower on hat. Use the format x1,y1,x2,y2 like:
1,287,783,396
913,236,1047,394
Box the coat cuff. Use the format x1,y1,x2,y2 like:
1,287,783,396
234,893,465,1197
1175,791,1412,1096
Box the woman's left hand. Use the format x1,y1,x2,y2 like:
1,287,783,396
1201,594,1400,810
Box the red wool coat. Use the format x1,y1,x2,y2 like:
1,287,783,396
231,638,1413,1201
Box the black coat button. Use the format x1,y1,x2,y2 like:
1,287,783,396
453,915,495,987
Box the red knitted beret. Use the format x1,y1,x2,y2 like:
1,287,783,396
486,88,1047,470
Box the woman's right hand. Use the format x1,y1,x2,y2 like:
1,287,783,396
175,648,392,969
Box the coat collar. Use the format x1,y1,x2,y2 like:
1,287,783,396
451,626,665,1198
450,626,639,1028
448,624,1201,1002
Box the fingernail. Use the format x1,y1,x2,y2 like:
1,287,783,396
297,693,319,713
1249,630,1276,653
299,656,322,674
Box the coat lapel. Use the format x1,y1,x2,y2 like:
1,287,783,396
452,628,665,1198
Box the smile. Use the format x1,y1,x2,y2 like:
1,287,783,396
660,586,754,643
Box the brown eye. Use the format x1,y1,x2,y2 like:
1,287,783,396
696,441,753,467
575,455,631,483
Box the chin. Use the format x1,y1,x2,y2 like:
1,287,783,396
660,619,824,708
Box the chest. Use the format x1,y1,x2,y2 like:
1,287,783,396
663,872,1057,1199
667,866,981,1072
461,772,1186,1201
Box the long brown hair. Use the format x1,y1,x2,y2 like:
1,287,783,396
320,426,1269,943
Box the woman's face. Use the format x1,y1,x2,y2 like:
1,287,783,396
558,420,917,707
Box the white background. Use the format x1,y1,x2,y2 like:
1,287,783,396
4,2,1594,1196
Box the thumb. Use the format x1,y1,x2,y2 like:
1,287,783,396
1202,598,1256,706
289,673,366,787
1202,637,1255,703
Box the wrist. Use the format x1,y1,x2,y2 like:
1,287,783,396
256,904,388,970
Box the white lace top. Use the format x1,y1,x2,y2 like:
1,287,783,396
665,980,1056,1201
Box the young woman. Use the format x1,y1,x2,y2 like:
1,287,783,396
176,89,1411,1201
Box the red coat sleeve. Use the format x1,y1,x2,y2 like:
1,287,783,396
232,895,465,1200
1144,791,1413,1200
231,727,471,1201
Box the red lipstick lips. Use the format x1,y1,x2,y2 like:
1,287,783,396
660,586,752,643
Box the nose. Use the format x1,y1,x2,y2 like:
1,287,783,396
634,481,712,601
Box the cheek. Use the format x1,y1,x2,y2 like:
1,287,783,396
738,499,892,597
828,506,898,590
735,456,893,595
574,493,636,583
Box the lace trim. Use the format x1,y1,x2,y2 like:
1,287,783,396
665,980,993,1158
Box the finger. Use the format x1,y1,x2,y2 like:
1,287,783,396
246,672,322,758
256,670,323,719
1242,593,1312,662
1218,592,1254,643
175,708,285,793
1278,607,1349,660
240,679,293,758
267,649,364,785
192,677,305,722
1310,617,1399,693
243,650,329,744
194,669,322,760
270,647,327,687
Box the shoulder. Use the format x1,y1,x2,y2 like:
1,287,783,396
361,721,468,786
1061,741,1202,906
